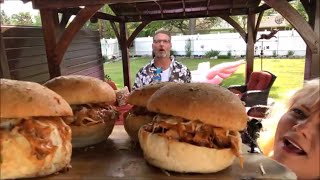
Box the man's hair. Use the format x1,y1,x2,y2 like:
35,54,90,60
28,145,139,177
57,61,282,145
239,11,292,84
153,30,171,41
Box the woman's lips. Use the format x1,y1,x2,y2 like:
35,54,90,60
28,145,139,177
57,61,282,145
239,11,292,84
282,137,307,155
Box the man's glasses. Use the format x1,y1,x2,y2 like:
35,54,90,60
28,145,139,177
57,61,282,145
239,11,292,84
153,39,170,44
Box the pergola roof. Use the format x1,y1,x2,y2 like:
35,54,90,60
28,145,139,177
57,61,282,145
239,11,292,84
9,0,319,90
108,0,261,22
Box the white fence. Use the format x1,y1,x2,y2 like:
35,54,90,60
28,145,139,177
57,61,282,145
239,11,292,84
101,30,306,59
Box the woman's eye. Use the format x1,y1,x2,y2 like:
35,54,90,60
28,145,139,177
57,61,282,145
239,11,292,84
291,108,307,119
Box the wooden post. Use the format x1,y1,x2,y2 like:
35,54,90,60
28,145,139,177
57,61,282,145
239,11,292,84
119,22,131,90
245,12,255,84
40,9,61,78
0,33,11,78
305,0,320,79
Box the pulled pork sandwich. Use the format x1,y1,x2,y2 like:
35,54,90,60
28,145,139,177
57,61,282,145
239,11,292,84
138,83,248,173
44,75,119,148
124,82,172,142
0,79,73,179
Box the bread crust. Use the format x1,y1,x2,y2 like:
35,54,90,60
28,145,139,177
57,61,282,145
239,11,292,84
44,75,116,105
0,118,72,179
147,83,247,131
127,82,173,107
71,118,116,148
0,79,73,119
124,113,153,142
138,127,241,173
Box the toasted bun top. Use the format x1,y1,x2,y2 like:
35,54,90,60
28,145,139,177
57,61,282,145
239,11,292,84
44,75,116,105
127,82,173,107
147,83,247,131
0,79,73,119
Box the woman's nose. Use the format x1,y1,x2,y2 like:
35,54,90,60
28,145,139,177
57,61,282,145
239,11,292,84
292,115,317,139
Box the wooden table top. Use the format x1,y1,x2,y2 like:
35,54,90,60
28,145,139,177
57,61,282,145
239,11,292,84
43,125,296,179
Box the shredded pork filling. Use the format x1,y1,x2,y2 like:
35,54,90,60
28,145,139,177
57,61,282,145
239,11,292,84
64,103,119,126
143,115,242,158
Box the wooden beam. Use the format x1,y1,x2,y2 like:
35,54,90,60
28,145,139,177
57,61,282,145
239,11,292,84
54,5,103,65
264,0,318,54
124,8,249,22
40,9,61,78
219,15,246,42
127,21,151,48
58,8,121,22
60,12,72,29
32,0,156,9
254,11,264,42
110,21,120,42
246,12,255,84
0,33,11,78
119,22,131,90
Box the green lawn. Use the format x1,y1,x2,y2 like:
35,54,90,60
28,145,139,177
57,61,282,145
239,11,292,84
104,57,305,103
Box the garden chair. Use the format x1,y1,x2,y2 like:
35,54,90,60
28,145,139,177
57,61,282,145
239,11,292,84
228,71,277,107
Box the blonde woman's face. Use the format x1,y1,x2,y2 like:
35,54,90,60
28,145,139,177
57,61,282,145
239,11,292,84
274,96,320,179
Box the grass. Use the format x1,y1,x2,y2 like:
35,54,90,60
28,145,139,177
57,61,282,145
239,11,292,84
104,57,305,103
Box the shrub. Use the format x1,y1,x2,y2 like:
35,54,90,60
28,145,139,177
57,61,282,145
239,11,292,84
287,50,294,57
170,49,177,56
185,39,192,57
217,55,232,59
227,50,232,57
205,50,220,58
272,50,277,57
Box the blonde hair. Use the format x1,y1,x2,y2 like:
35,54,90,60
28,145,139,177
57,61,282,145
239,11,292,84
258,78,319,157
287,78,319,112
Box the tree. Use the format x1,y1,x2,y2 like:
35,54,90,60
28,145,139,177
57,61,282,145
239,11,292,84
1,10,11,25
10,12,33,25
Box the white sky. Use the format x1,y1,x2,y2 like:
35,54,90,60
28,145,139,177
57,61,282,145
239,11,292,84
1,0,39,16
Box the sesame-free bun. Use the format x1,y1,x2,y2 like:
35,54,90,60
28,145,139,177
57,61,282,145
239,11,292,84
71,118,116,148
127,82,173,107
0,117,72,179
0,79,73,119
138,127,241,173
44,75,116,105
147,83,247,131
124,113,153,142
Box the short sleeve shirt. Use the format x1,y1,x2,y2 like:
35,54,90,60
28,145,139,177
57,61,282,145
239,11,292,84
132,58,191,90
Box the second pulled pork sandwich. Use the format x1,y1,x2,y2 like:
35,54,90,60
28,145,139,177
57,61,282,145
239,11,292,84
138,83,248,173
0,79,73,179
44,75,119,148
124,82,172,142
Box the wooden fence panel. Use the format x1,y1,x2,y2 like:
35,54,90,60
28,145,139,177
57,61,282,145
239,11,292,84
1,26,105,83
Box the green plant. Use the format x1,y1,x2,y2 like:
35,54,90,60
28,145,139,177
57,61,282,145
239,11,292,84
272,50,277,57
227,50,232,57
287,50,294,57
205,50,220,58
185,39,192,58
217,55,231,59
170,49,177,56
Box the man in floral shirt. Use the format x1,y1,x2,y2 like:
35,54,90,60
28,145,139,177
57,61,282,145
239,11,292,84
133,30,191,90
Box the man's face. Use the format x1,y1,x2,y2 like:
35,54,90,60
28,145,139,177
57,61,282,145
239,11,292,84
273,97,320,179
152,33,172,58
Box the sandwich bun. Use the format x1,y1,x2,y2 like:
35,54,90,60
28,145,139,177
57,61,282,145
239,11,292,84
1,79,72,119
44,75,118,148
124,82,172,141
44,75,116,105
0,79,72,179
139,83,247,173
139,128,241,173
147,83,247,131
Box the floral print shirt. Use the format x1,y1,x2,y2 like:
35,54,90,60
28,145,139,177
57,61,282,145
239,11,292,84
133,58,191,90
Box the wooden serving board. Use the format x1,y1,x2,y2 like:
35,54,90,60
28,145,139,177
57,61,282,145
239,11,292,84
43,125,296,179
